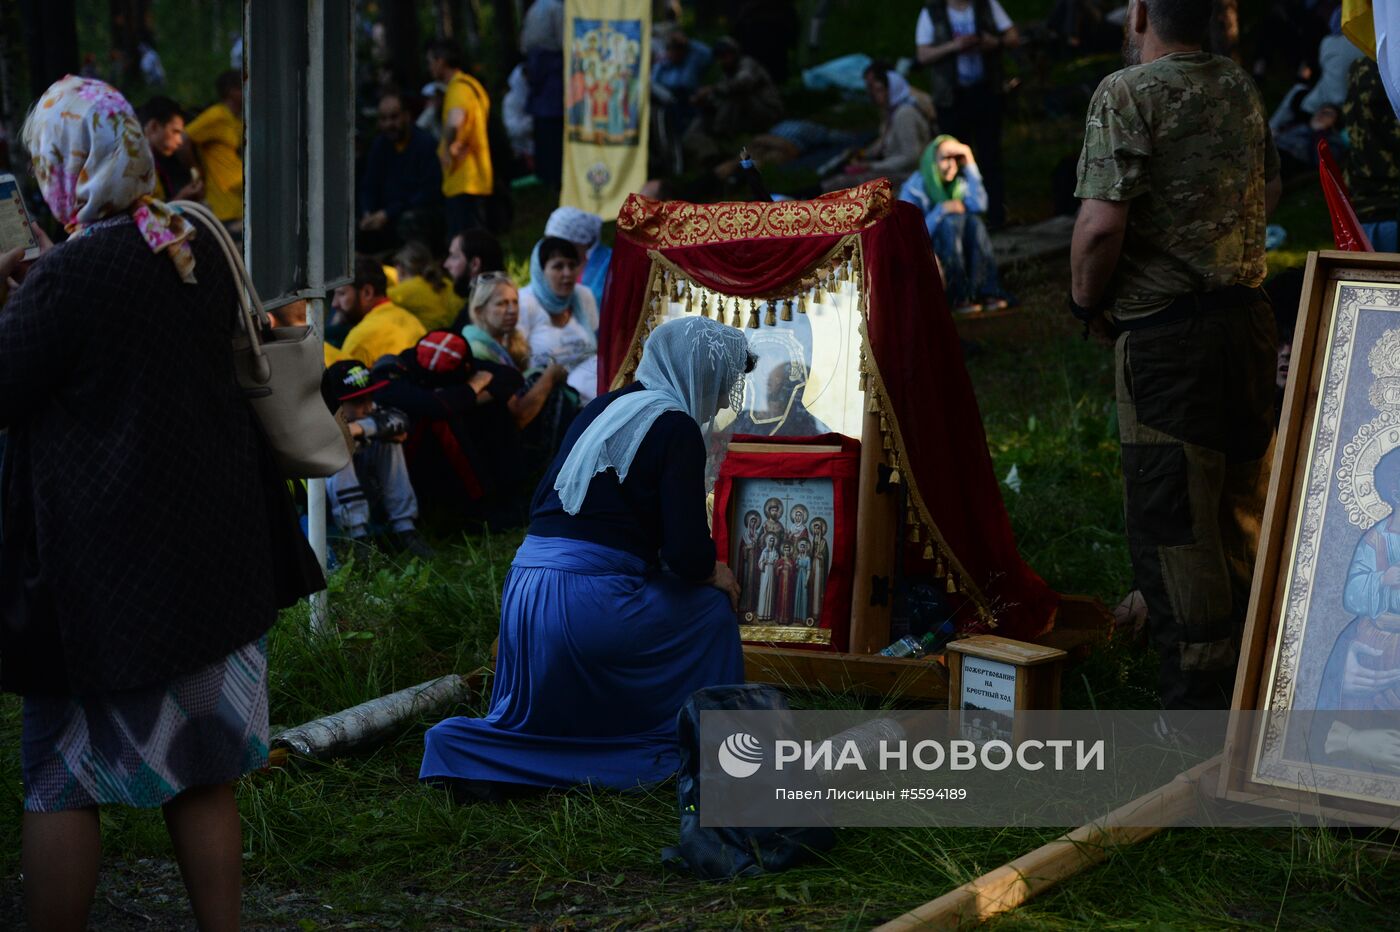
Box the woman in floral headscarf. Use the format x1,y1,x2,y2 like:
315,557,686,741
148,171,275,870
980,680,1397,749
0,76,321,931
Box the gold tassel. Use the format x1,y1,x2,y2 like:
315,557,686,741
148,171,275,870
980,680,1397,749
798,293,808,315
908,524,921,544
866,393,880,413
780,299,794,322
858,371,869,393
745,301,759,329
697,291,707,317
811,284,822,306
687,289,696,316
888,467,901,485
935,556,947,577
946,575,958,594
760,301,773,327
922,542,935,561
700,291,709,318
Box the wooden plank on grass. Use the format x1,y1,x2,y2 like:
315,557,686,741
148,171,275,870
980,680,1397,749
873,756,1220,931
743,645,949,701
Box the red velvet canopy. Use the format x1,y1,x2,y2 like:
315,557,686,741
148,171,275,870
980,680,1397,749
597,180,1058,639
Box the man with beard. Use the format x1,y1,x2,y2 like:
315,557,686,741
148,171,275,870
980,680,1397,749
1069,0,1281,710
358,92,443,252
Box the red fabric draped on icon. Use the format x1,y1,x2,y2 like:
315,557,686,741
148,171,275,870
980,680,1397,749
597,180,1059,640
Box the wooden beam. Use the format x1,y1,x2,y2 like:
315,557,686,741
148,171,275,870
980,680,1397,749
874,756,1220,931
743,644,948,701
848,409,898,654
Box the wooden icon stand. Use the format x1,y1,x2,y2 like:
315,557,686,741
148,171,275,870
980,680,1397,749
741,409,1105,703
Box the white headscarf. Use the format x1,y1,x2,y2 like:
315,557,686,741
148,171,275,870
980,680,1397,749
554,316,750,515
885,70,912,111
545,206,604,252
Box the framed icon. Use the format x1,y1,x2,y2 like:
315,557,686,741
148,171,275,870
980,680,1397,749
712,435,860,651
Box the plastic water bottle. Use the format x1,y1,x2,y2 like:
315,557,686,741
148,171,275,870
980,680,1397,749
879,631,939,658
878,620,957,658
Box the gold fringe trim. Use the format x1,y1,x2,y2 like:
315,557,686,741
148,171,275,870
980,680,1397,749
611,246,996,627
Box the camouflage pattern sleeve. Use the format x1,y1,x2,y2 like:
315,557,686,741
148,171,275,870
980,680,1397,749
1075,73,1151,203
1247,79,1281,183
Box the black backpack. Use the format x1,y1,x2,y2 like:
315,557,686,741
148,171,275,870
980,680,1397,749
662,684,837,880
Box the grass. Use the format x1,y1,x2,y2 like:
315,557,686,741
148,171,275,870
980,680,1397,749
0,197,1370,926
3,2,1391,928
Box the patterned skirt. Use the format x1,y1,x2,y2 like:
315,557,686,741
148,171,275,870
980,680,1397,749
21,637,269,812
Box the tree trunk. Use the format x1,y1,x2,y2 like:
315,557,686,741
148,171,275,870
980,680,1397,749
108,0,148,86
383,0,423,95
492,0,519,72
0,0,26,171
1210,0,1240,63
18,0,77,102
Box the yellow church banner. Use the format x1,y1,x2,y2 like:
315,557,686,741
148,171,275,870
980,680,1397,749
560,0,651,220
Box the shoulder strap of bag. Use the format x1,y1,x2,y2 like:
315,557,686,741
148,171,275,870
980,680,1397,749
170,199,272,386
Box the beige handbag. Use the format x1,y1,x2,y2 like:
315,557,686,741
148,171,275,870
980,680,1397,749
172,200,351,478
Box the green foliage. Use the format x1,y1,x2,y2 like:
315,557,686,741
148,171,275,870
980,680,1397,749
72,0,242,113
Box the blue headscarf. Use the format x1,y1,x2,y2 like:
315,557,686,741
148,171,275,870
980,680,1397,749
528,239,581,318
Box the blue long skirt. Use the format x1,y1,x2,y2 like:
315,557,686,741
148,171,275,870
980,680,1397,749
420,535,745,790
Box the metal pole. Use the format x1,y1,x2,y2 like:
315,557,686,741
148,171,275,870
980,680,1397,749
307,0,330,632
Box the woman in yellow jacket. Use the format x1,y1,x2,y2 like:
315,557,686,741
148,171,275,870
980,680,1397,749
388,241,464,332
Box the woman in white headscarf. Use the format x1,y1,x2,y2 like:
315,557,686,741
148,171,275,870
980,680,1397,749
544,205,612,300
422,316,753,796
821,62,935,192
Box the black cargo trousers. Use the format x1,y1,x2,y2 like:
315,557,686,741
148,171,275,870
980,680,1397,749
1114,289,1278,709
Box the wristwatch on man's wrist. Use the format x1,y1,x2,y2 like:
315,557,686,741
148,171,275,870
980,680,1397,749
1068,293,1108,323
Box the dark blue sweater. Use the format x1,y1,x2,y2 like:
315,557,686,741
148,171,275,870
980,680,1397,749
358,127,442,221
528,384,717,581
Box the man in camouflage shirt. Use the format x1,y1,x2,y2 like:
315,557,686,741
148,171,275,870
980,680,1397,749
1069,0,1282,709
1343,55,1400,251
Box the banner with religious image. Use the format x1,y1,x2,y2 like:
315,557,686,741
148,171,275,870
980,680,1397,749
560,0,650,220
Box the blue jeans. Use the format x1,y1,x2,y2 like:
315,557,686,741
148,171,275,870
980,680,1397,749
1362,220,1398,252
325,440,419,538
931,212,1003,307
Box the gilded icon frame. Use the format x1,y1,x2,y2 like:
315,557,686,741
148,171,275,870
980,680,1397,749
1223,251,1400,825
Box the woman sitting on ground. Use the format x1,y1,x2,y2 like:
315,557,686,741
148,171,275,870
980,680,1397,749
421,316,751,796
389,240,463,331
899,135,1009,313
519,236,602,403
821,63,934,192
460,272,569,430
